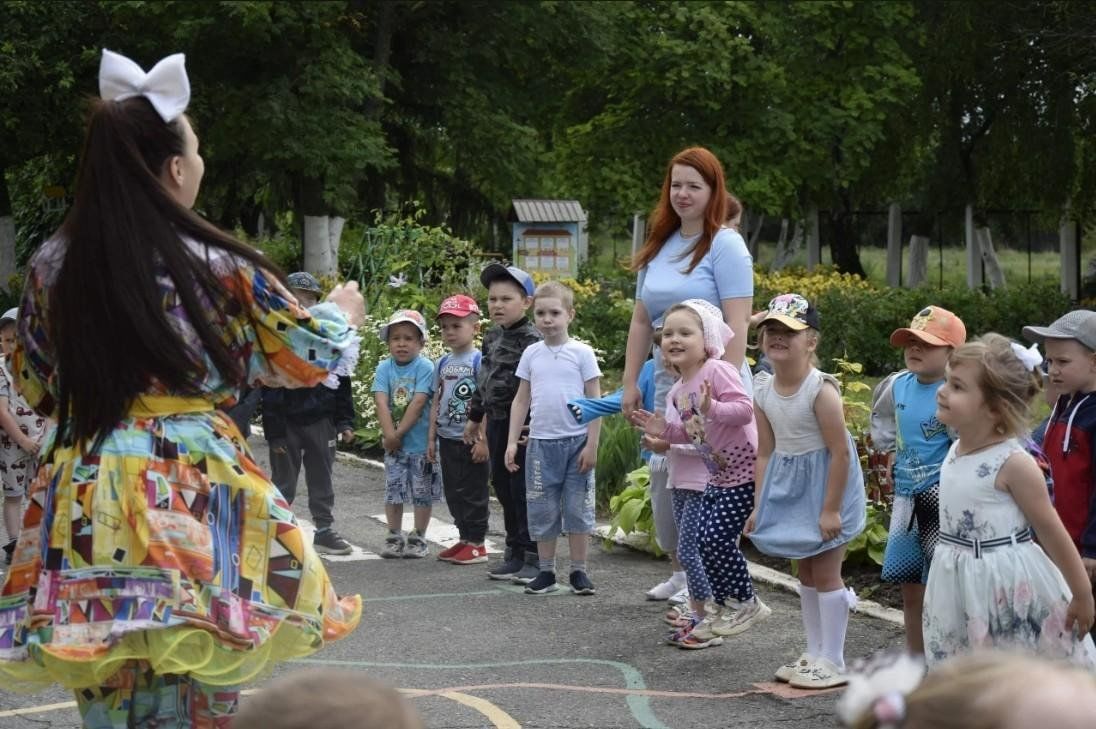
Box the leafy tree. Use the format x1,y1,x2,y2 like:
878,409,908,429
0,1,101,287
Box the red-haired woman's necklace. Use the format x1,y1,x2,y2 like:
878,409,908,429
680,226,702,238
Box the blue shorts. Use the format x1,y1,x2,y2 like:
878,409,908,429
525,435,595,540
384,451,441,507
881,484,940,584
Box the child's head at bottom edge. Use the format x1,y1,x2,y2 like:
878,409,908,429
841,651,1096,729
233,668,424,729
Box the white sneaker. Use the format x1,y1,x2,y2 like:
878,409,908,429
646,577,684,601
711,596,771,636
667,586,690,605
788,657,847,689
774,653,814,683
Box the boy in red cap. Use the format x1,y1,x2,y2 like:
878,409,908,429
875,305,966,655
429,295,490,565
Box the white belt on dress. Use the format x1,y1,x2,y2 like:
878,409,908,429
938,528,1032,559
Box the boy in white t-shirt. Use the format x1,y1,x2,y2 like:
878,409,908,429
504,281,602,595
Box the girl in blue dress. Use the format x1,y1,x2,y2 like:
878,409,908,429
744,293,865,690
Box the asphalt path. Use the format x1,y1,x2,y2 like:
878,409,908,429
0,440,903,728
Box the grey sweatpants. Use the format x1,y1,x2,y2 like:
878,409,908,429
648,459,678,553
269,418,337,529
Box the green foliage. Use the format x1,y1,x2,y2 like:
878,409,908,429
843,500,890,567
244,225,304,273
606,465,662,556
756,267,1071,375
341,209,486,318
595,415,643,509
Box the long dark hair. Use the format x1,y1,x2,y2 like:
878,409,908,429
51,96,281,449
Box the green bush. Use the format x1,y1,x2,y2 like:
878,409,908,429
595,414,643,509
756,268,1071,375
606,465,662,556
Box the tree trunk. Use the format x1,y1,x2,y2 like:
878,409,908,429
907,235,929,287
748,212,764,258
296,175,343,277
975,225,1006,289
302,216,345,277
886,203,902,288
0,170,16,292
772,219,805,271
827,206,867,278
771,218,790,270
964,204,983,289
806,205,820,270
359,0,396,214
1060,211,1079,300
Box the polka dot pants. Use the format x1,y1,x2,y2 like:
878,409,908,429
698,484,755,605
671,488,712,601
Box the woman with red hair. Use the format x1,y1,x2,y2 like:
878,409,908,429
620,147,755,605
622,147,754,413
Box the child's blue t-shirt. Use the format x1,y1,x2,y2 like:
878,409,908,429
892,371,950,496
371,355,435,454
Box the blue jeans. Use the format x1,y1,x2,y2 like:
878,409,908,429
525,436,595,540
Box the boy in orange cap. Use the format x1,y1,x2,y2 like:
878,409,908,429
874,306,966,654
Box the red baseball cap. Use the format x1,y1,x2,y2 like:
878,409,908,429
437,294,481,319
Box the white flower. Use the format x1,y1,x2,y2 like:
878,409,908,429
388,273,407,289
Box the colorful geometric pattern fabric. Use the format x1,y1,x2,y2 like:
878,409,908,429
0,237,362,691
76,660,238,728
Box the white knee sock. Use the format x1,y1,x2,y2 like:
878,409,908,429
799,585,822,658
819,587,852,670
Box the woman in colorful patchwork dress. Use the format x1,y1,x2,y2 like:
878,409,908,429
0,50,364,727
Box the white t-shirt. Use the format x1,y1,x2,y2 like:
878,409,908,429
516,340,602,439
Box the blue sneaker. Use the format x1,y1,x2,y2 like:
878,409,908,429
524,571,559,594
569,570,595,595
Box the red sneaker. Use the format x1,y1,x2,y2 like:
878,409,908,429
437,542,465,562
449,543,489,565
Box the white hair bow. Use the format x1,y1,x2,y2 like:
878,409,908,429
836,653,925,728
99,49,190,122
1010,341,1043,371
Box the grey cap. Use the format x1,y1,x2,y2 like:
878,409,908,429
1023,310,1096,351
0,308,17,325
286,272,323,295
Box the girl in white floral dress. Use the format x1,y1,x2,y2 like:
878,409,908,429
923,333,1096,667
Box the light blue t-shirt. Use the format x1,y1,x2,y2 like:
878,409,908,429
892,371,951,496
635,227,753,327
638,227,755,394
371,355,435,454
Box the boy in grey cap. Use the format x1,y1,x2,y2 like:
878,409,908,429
1024,310,1096,589
263,273,356,555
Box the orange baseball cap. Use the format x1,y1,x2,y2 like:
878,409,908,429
890,306,966,348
